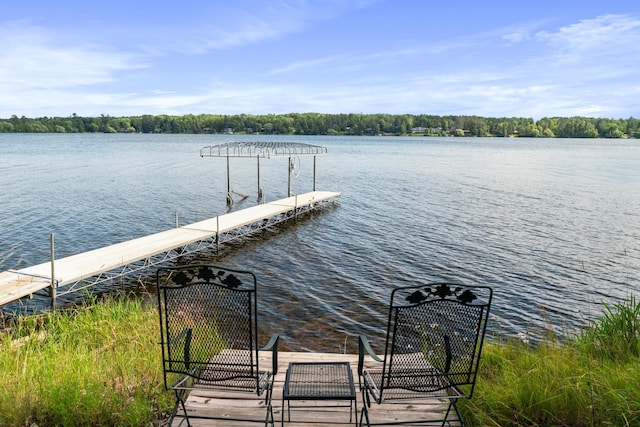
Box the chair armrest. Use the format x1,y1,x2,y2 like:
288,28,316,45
358,335,383,376
167,327,193,370
168,327,192,345
261,334,279,375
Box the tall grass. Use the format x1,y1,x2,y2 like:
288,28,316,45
461,295,640,426
578,294,640,362
2,293,640,426
0,295,173,426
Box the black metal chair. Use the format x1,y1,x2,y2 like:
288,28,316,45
157,264,279,426
358,283,492,426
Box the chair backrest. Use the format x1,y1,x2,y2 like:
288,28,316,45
381,283,492,398
157,264,260,389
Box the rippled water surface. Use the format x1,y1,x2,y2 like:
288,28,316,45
1,134,639,351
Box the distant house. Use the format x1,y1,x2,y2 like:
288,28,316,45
411,127,427,134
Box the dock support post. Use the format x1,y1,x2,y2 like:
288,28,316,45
226,155,232,206
313,156,317,191
216,215,220,253
257,155,263,202
49,233,56,309
288,156,292,197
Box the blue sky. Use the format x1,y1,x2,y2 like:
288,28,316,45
1,0,639,119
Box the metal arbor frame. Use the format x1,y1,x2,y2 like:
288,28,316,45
200,141,328,205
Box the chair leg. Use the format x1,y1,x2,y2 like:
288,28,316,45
281,387,289,427
167,399,180,426
441,400,463,427
451,400,464,427
359,387,371,427
360,405,371,427
172,389,192,427
264,382,275,427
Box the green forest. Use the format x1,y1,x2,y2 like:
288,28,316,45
1,113,638,138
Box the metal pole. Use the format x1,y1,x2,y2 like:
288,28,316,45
257,155,262,202
288,156,292,197
226,155,231,205
175,211,179,228
313,156,317,191
49,233,56,309
216,215,220,253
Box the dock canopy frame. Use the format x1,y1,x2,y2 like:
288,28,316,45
200,141,328,205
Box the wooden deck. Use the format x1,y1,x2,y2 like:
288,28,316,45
0,191,340,307
172,351,461,426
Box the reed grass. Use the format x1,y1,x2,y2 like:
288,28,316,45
578,294,640,362
460,295,640,426
0,294,172,426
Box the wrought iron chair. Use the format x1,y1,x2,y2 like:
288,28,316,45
157,264,279,426
358,283,492,426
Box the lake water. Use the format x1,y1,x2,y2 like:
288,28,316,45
1,133,639,352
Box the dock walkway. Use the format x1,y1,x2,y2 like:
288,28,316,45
0,191,340,307
175,351,461,426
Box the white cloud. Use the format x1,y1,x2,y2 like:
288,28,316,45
142,0,357,55
0,22,144,90
269,54,352,74
536,14,640,57
176,16,288,54
503,31,531,43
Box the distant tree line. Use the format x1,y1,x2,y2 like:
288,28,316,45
0,113,638,138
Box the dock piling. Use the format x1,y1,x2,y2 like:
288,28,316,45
49,234,56,309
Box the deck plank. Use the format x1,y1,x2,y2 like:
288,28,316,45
172,351,461,426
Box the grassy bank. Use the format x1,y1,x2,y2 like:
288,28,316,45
1,294,639,426
0,295,172,426
460,295,640,426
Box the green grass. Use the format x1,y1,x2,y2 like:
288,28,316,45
0,295,173,426
578,294,640,362
460,295,640,426
2,293,640,426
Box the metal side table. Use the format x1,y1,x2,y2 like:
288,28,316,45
282,361,357,425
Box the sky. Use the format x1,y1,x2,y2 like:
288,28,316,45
1,0,639,120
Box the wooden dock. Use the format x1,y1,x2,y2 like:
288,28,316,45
174,351,461,426
0,191,340,307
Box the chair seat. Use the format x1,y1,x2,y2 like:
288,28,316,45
363,368,465,403
172,367,272,395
